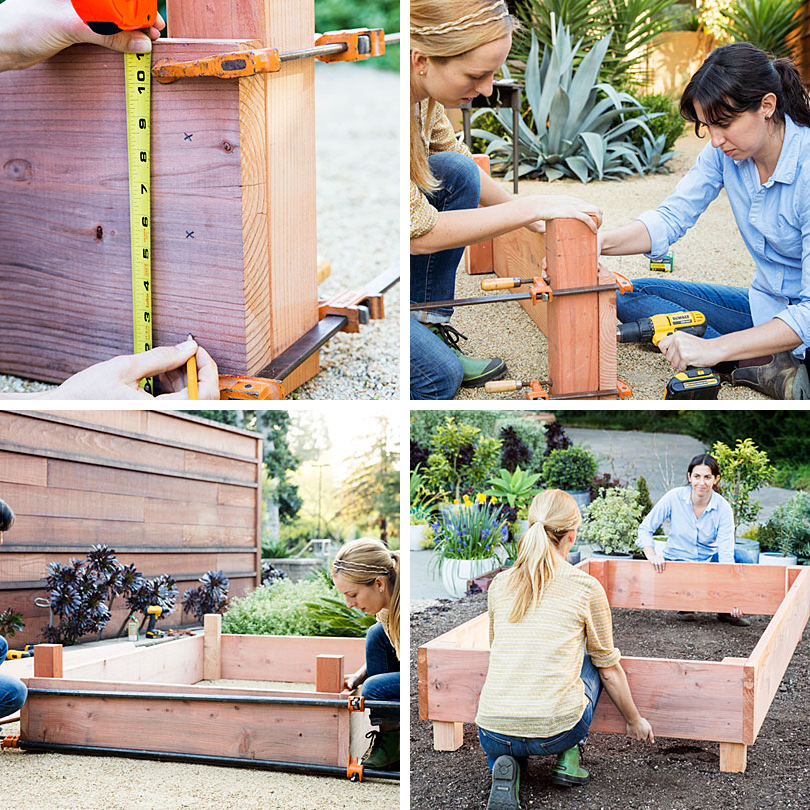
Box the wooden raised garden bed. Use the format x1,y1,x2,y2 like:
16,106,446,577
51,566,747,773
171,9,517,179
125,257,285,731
418,560,810,773
16,615,396,780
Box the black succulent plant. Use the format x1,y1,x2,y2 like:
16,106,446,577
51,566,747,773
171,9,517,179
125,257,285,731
181,570,229,621
544,421,572,456
261,561,287,586
500,426,531,473
410,440,430,470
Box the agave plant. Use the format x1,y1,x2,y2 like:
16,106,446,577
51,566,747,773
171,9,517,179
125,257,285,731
484,466,543,509
472,25,674,183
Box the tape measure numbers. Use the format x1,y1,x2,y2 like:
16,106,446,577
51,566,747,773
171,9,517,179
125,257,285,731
124,51,153,393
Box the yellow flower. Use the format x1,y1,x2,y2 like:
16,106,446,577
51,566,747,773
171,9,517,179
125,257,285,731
453,498,459,504
476,493,486,504
462,495,472,506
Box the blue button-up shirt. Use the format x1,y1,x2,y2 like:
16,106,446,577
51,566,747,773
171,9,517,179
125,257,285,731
636,486,735,563
637,115,810,355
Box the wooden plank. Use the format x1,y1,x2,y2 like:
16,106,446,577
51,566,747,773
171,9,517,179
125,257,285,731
492,228,548,335
597,265,618,399
418,646,429,721
0,451,47,487
433,721,464,751
747,566,810,738
204,614,222,681
168,0,319,362
22,681,344,765
220,635,365,683
316,654,344,693
183,449,257,483
545,218,599,396
143,497,256,528
587,560,788,615
2,482,145,523
465,155,494,275
142,411,260,458
33,644,63,678
719,742,747,773
0,39,274,381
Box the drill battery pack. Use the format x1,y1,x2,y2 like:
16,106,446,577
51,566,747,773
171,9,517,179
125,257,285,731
650,251,674,272
665,367,721,400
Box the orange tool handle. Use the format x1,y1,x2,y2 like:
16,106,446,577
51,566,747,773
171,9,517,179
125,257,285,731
187,355,198,401
219,376,284,401
72,0,156,32
484,379,522,394
315,29,385,62
153,48,281,83
481,278,521,291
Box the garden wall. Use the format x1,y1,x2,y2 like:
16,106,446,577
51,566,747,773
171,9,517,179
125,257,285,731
0,410,262,646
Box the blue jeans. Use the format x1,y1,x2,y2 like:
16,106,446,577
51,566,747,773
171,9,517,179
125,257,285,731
410,151,480,400
0,636,27,719
362,621,399,727
616,278,753,340
478,654,602,771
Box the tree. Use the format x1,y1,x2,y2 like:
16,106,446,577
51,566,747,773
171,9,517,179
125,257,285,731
196,410,302,523
339,416,400,544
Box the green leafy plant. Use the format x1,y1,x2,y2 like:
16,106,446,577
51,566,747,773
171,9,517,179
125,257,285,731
717,0,805,58
758,492,810,557
484,466,542,508
712,438,775,526
424,417,502,500
542,446,598,491
636,475,655,519
303,596,377,637
222,578,341,636
630,92,686,154
263,536,306,559
473,26,673,183
0,608,24,638
432,500,508,565
410,464,443,525
579,487,644,554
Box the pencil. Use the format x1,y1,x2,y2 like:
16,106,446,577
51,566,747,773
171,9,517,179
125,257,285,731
186,334,198,400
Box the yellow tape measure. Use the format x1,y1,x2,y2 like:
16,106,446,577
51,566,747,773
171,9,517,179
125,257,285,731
124,51,153,393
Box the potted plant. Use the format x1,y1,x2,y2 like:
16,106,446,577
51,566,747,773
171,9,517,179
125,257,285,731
734,526,761,565
757,492,810,566
579,487,643,558
432,499,507,599
485,465,542,559
712,438,775,527
542,446,597,509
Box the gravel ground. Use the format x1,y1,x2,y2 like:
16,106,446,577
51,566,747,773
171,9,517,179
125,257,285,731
450,131,767,401
411,594,810,810
0,62,399,399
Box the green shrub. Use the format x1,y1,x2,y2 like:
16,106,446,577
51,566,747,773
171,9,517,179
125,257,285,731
713,438,775,526
222,578,343,636
758,492,810,557
542,446,598,491
579,487,643,554
771,462,810,491
411,411,503,447
636,475,654,519
631,93,686,153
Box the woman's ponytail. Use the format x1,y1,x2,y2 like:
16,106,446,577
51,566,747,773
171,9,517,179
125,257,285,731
773,57,810,128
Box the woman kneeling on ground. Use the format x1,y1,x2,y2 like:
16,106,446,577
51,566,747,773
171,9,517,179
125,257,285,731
410,0,602,399
602,43,810,400
332,539,400,770
0,500,28,725
476,490,653,809
638,453,748,626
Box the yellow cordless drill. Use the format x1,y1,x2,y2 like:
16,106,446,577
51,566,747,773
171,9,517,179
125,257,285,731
616,311,721,400
145,605,165,639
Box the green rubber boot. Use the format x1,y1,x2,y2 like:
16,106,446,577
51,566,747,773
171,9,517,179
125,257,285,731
550,745,589,787
427,324,506,388
487,755,521,810
360,728,399,770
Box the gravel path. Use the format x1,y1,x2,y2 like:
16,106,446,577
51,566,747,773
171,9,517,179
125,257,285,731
451,131,766,401
0,63,399,399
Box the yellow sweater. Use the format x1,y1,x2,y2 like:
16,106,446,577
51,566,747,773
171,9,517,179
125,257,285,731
475,561,621,737
410,99,473,239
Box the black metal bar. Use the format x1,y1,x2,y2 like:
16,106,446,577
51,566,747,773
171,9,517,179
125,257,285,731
14,740,399,781
259,264,399,381
279,33,400,63
26,688,399,711
410,282,619,311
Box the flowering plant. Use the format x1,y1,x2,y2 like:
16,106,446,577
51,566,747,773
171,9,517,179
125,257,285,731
432,499,508,565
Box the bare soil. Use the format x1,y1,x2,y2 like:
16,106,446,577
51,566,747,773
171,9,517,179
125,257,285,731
410,593,810,810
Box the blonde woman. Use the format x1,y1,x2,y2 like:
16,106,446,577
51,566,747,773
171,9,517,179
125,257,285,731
332,539,400,770
410,0,602,399
476,490,653,809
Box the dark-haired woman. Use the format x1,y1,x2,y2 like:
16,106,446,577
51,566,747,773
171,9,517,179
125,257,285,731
0,499,27,723
601,43,810,399
636,454,746,625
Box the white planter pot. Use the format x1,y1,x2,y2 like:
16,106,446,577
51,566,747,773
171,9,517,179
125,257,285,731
577,543,594,560
566,490,591,513
758,551,798,566
410,524,429,551
440,556,501,599
589,551,634,560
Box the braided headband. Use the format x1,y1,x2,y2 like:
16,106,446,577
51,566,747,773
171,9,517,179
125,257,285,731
333,558,393,577
411,2,509,36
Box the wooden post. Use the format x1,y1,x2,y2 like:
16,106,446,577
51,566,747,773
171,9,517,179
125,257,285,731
165,0,320,391
316,654,344,693
433,720,464,750
465,155,495,275
203,613,222,681
720,742,747,773
33,644,63,678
